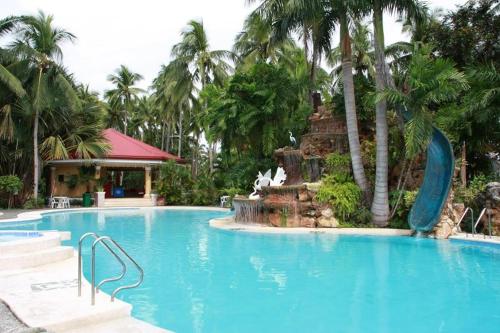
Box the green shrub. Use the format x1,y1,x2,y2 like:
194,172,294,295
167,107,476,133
0,175,23,208
454,174,492,207
0,175,22,194
388,190,417,229
23,198,45,209
324,153,351,174
156,161,193,205
316,181,362,221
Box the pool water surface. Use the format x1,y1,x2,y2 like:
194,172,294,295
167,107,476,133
3,209,499,333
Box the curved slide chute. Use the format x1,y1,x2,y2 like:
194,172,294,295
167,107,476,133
407,127,455,232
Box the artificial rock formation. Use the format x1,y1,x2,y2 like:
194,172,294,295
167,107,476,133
233,94,347,228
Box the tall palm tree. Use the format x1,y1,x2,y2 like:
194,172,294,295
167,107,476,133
233,12,296,68
9,11,80,201
336,1,370,199
164,19,232,173
250,0,336,100
105,65,144,135
366,0,427,225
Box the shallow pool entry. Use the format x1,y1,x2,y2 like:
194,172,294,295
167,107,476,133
3,209,500,333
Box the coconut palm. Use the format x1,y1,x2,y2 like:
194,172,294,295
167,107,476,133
161,19,232,173
105,65,144,135
7,11,82,201
250,0,336,98
363,0,427,225
233,12,296,69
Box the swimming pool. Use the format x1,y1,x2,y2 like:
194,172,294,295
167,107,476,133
3,209,499,332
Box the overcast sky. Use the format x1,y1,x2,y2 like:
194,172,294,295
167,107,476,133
4,0,468,95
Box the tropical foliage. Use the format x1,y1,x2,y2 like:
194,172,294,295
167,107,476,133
0,0,497,224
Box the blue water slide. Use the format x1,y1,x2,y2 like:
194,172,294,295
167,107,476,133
407,127,455,232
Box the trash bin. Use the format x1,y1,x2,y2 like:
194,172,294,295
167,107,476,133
82,192,92,207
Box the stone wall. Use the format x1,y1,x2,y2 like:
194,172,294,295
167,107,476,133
260,185,338,228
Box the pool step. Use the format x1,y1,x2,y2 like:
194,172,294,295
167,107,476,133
103,198,153,208
60,317,173,333
0,254,171,333
0,231,64,256
0,245,73,270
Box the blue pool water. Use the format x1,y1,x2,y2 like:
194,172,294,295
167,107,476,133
3,209,500,332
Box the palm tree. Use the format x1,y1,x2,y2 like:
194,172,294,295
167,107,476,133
250,0,370,197
233,12,296,68
366,0,427,225
335,1,371,199
163,19,232,173
105,65,144,135
250,0,336,101
9,11,80,201
379,44,468,159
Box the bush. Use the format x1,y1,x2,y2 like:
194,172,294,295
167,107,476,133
317,181,362,221
388,190,417,229
0,175,23,208
0,175,23,194
324,153,351,175
454,174,492,208
23,197,45,209
156,161,193,205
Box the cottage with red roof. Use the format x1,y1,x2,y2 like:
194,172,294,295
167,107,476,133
46,129,181,204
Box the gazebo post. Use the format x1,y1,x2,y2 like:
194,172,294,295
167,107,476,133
50,166,56,196
144,166,152,198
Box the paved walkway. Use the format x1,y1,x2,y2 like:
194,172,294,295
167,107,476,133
0,209,49,220
0,253,171,333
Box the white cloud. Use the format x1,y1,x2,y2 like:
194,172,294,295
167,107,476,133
5,0,467,95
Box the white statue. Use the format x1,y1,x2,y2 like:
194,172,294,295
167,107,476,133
249,167,287,199
270,167,287,186
289,131,297,146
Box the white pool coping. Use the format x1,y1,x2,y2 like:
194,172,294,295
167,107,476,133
209,216,414,236
450,233,500,246
0,206,230,224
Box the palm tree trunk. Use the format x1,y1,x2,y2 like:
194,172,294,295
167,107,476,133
161,121,165,151
33,107,39,202
339,14,370,199
371,1,390,226
33,67,43,203
178,110,183,157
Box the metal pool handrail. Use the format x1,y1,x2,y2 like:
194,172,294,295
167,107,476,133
456,208,474,237
78,232,126,298
92,236,144,305
473,208,493,238
78,232,127,297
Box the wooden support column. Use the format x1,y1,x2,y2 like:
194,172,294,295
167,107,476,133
95,165,101,180
144,166,152,198
50,166,56,196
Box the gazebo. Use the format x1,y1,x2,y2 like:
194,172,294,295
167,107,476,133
46,128,180,200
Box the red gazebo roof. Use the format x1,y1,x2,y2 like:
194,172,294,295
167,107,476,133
103,128,180,161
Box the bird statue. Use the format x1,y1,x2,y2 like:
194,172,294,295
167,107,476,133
289,131,297,147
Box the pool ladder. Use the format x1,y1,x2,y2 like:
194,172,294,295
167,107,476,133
459,207,493,238
78,233,144,305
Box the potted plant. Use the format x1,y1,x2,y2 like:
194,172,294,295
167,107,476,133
150,189,158,206
94,182,106,208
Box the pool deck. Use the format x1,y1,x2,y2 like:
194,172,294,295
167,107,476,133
209,216,414,236
0,252,171,333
